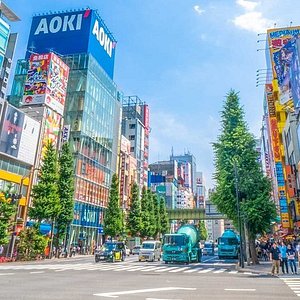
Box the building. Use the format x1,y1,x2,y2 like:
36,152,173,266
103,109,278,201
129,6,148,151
9,9,122,248
170,152,197,193
195,171,206,208
119,135,137,210
122,96,149,190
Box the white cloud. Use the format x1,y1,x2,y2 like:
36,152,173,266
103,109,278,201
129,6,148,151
233,11,273,33
236,0,259,11
194,5,205,15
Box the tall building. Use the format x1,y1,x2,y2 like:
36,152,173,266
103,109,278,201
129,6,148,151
122,96,149,190
170,152,197,193
195,171,206,208
9,9,121,248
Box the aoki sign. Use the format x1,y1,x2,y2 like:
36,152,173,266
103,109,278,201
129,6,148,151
27,9,116,79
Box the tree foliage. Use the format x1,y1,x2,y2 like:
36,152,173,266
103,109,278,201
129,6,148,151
127,182,142,236
103,174,123,238
56,143,74,239
0,186,16,245
212,90,276,240
17,226,47,260
29,141,61,222
198,221,208,241
159,197,169,235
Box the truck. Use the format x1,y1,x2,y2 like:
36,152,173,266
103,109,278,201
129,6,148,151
162,224,201,264
217,230,239,259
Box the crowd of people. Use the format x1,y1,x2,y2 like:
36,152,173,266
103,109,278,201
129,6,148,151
256,240,299,276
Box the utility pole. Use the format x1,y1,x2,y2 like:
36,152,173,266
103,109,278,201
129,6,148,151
234,160,244,268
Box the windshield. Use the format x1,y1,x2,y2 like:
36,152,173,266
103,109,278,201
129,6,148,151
164,235,185,246
102,243,116,251
204,243,213,248
142,243,155,249
219,238,238,245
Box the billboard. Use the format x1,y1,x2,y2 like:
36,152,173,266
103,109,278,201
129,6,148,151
26,9,116,79
73,202,103,228
23,53,69,115
290,38,300,108
267,26,300,104
0,104,40,165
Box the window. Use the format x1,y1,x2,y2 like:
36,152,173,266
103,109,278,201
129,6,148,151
129,135,135,140
130,147,135,152
129,124,136,129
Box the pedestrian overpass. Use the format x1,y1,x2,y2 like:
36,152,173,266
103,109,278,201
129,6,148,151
166,208,227,221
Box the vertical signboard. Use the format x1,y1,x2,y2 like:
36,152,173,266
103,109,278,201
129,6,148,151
290,38,300,108
22,53,69,116
267,26,300,104
265,84,290,228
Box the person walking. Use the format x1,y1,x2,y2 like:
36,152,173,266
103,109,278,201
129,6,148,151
270,242,281,276
287,244,298,275
279,241,289,274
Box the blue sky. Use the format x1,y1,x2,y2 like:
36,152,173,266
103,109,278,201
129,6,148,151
5,0,300,188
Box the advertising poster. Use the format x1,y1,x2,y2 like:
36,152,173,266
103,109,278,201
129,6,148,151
23,53,69,116
267,26,300,104
290,38,300,108
18,115,40,165
0,105,24,158
41,107,61,157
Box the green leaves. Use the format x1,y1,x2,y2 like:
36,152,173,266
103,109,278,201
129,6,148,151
103,174,123,238
127,183,142,237
29,141,60,222
212,90,276,236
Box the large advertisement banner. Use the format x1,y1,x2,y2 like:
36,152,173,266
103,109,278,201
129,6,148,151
267,26,300,104
27,9,116,79
290,38,300,108
23,53,69,116
0,105,40,165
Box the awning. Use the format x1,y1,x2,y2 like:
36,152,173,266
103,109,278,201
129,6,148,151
26,221,53,235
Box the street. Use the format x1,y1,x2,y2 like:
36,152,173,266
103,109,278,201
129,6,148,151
0,255,298,300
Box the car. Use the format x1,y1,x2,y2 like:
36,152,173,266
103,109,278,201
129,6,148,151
131,246,141,255
202,242,215,256
138,240,162,262
95,241,126,263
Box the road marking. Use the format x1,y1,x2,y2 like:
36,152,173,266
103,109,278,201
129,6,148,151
30,271,44,274
224,289,256,292
229,271,238,274
0,273,14,276
184,268,202,273
146,298,183,300
141,266,166,272
214,269,226,273
198,268,214,273
155,267,178,272
169,267,190,273
201,257,216,263
93,287,197,298
243,272,253,275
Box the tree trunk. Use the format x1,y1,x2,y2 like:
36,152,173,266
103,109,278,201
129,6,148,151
244,222,251,266
249,234,259,265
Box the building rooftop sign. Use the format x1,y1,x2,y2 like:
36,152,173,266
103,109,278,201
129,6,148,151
0,1,20,22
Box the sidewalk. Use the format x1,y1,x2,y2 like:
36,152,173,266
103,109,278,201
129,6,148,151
236,260,272,275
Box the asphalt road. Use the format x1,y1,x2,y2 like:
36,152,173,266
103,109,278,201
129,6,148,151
0,254,298,300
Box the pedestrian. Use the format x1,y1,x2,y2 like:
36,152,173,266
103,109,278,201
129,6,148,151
287,244,298,275
270,242,281,276
279,241,289,274
0,244,3,256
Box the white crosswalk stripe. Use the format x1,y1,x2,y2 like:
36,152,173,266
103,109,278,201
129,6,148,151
0,262,254,276
281,277,300,297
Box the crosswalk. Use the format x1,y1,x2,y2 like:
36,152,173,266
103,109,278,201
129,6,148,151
0,262,257,276
281,277,300,297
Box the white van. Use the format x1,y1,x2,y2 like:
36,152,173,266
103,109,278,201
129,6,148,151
138,240,162,262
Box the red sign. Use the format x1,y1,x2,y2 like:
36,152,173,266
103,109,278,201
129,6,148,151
269,117,281,161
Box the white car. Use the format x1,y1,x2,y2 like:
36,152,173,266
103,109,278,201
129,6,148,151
131,246,141,255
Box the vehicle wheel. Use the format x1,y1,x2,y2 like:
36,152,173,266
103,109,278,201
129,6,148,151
138,258,141,262
95,258,99,263
122,254,125,261
164,261,168,264
218,256,223,259
158,256,161,261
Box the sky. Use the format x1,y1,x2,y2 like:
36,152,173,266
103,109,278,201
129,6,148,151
4,0,300,188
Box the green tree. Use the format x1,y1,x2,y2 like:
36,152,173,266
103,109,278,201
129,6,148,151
212,90,276,264
0,186,16,245
29,141,61,223
140,187,150,238
127,182,142,237
103,174,123,239
17,226,47,260
56,143,75,250
198,221,208,241
153,193,161,239
159,197,169,235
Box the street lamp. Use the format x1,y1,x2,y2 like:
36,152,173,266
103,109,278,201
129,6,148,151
233,160,244,268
